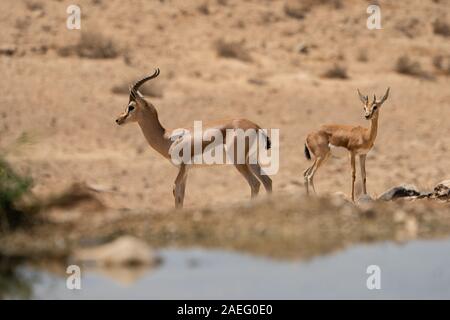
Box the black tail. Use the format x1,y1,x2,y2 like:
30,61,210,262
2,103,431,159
304,143,311,160
266,136,271,150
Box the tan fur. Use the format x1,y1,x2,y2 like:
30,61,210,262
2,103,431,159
304,88,390,201
116,70,272,208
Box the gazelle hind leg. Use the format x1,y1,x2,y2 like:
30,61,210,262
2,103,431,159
235,164,260,198
306,152,330,195
249,163,272,193
173,164,188,209
303,159,317,195
307,160,321,194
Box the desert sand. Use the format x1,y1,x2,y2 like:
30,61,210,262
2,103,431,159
2,0,449,212
0,1,449,256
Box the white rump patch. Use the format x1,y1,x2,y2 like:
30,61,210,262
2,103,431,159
169,128,189,141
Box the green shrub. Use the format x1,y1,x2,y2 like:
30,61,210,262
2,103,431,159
0,158,32,231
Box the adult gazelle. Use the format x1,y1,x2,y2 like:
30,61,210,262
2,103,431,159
116,68,272,208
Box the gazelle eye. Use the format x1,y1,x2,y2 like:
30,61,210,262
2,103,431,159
128,106,135,112
373,106,378,110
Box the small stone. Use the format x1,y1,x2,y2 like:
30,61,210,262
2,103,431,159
378,184,420,201
0,45,17,56
433,180,450,199
295,43,309,54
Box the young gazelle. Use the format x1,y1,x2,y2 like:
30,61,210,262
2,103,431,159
115,68,272,208
303,88,390,201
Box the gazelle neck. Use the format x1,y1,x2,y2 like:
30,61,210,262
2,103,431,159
368,113,379,144
137,105,172,158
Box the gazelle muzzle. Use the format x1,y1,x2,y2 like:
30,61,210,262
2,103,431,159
115,113,128,125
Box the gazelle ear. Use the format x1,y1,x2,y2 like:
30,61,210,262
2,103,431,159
378,87,390,104
357,89,368,104
129,86,145,103
133,90,148,106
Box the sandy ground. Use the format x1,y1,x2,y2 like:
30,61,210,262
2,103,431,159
1,0,449,212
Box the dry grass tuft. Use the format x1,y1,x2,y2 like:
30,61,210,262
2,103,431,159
395,55,433,80
197,3,210,15
284,0,342,19
58,32,119,59
433,55,450,75
357,49,368,62
322,64,348,79
215,39,253,62
25,0,44,11
433,19,450,37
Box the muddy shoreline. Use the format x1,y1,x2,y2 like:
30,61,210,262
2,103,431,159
1,194,449,264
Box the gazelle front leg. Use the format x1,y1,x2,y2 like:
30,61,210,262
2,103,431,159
350,152,356,202
359,154,367,195
173,164,188,209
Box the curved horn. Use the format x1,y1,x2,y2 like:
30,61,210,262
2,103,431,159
131,68,160,92
357,89,368,104
379,87,390,104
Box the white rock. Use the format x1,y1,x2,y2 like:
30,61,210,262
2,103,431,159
434,180,450,199
73,236,157,266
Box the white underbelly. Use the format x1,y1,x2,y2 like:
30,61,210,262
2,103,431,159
329,143,371,157
329,143,348,158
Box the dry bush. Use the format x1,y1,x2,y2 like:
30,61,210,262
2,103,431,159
283,0,307,19
357,49,368,62
58,32,119,59
395,17,422,38
395,55,432,79
433,55,450,75
433,19,450,37
25,0,44,11
215,39,253,62
322,64,348,79
15,18,31,31
247,78,267,86
111,79,164,98
284,0,342,19
197,3,210,15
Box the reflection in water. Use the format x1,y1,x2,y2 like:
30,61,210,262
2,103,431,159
86,265,153,286
2,239,450,299
0,257,33,299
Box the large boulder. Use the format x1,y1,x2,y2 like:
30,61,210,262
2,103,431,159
72,236,159,266
378,184,421,201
